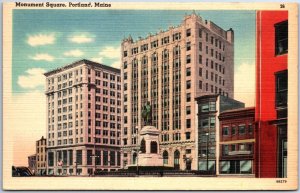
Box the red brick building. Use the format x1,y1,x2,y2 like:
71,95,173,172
255,11,288,178
219,107,255,175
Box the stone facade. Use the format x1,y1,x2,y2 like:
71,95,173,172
121,13,234,170
36,136,47,175
45,59,121,175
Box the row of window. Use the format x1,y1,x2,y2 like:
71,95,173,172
160,132,191,142
199,28,226,51
48,69,83,85
124,30,190,57
89,69,121,82
222,143,253,155
198,68,225,85
48,150,121,167
222,124,253,136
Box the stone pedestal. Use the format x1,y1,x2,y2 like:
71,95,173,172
138,125,163,167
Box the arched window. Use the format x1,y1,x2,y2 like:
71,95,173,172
163,151,168,164
140,138,146,153
174,150,180,170
150,141,158,153
132,152,137,165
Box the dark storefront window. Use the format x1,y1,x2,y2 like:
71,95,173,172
87,150,93,165
76,150,82,165
68,150,73,165
110,151,115,166
63,150,67,166
103,151,108,166
48,152,54,167
96,150,101,165
117,152,121,166
220,160,252,174
174,150,180,169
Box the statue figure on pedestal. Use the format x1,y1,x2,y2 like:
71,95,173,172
142,101,152,126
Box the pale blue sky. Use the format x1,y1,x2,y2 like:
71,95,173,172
13,10,255,93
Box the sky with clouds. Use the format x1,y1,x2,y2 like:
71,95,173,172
12,10,255,165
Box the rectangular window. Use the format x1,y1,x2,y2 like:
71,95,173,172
186,55,191,64
248,124,253,134
238,125,246,135
186,28,191,37
210,117,216,128
275,20,288,55
222,126,229,136
110,151,116,166
186,42,191,51
231,126,236,135
200,118,209,129
186,106,191,115
199,80,202,89
186,132,191,140
103,151,108,165
76,150,82,165
186,93,191,102
95,150,101,165
199,55,202,64
199,42,202,51
87,150,93,165
48,152,54,167
186,119,191,128
186,80,191,89
186,68,191,76
275,70,288,107
199,68,202,76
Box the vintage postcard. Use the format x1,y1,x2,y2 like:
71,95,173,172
2,2,298,190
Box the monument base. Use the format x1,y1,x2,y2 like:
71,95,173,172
138,153,164,167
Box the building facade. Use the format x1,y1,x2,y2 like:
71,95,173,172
27,154,36,175
255,11,288,178
36,136,47,175
219,107,255,176
195,94,244,174
45,59,122,175
121,13,234,170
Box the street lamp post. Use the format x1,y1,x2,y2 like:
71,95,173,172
134,126,140,176
206,133,209,174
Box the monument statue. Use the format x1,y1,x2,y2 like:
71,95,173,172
142,101,152,125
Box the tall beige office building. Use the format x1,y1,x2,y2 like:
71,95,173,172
121,13,234,170
45,59,122,175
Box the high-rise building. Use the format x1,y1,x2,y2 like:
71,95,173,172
36,136,47,175
121,13,234,170
45,59,122,176
255,11,288,178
